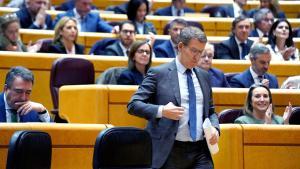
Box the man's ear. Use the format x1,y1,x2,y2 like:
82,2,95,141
3,84,8,92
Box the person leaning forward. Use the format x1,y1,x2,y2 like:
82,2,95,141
0,66,51,122
127,26,220,169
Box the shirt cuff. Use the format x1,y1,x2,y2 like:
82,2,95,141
33,21,47,29
38,110,51,122
156,105,163,118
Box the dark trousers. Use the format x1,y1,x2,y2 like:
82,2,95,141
160,140,214,169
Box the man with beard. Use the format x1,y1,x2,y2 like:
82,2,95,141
229,43,279,88
0,66,51,122
154,18,188,58
103,21,136,57
16,0,53,29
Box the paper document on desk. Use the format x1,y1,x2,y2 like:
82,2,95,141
203,118,219,155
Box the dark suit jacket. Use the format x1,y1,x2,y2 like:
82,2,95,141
54,10,112,33
153,6,195,16
154,40,176,58
0,93,41,122
103,40,125,56
117,68,144,85
209,68,231,87
229,68,279,88
127,60,220,168
215,35,254,60
247,8,286,18
48,41,84,54
16,7,53,30
249,29,260,37
55,0,97,11
133,21,157,34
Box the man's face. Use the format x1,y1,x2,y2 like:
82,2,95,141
119,23,136,48
251,53,271,76
27,0,48,15
173,0,185,9
76,0,92,16
198,45,214,71
178,39,206,69
233,19,251,42
257,12,274,34
4,76,32,110
169,23,186,44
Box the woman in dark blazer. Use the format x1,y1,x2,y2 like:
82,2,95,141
48,16,84,54
117,40,152,85
127,0,157,35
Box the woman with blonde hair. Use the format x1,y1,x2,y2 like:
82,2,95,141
48,16,84,54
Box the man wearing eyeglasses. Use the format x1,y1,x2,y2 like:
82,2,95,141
128,27,219,169
249,8,274,38
103,21,136,57
0,66,51,122
198,43,230,88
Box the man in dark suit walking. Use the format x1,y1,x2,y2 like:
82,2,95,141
128,27,220,169
0,66,51,122
229,43,279,88
215,15,253,60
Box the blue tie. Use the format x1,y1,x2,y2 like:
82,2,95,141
186,69,197,141
240,42,247,59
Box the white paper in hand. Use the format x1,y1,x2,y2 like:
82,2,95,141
203,118,219,155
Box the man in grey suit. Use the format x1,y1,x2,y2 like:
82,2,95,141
128,27,220,169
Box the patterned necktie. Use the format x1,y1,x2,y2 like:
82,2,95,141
186,69,197,141
240,42,247,59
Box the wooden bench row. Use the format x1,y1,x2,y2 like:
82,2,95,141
59,85,300,127
3,0,299,18
1,123,299,169
1,52,300,112
17,29,300,54
1,7,300,35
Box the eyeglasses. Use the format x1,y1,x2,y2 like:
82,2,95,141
136,49,151,55
121,30,136,35
11,88,31,95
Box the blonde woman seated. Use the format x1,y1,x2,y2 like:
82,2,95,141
235,84,292,124
0,14,26,51
48,17,84,54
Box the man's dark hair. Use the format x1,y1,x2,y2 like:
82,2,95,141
231,15,249,32
178,26,207,45
5,66,34,88
119,20,135,31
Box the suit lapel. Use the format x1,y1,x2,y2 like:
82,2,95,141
168,61,181,106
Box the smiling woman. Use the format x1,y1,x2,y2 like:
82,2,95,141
48,16,84,54
234,83,292,125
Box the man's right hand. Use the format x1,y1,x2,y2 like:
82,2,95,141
162,102,184,120
35,5,47,27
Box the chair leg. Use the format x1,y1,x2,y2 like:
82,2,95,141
54,115,68,123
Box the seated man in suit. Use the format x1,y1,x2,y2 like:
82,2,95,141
219,0,248,18
154,18,188,58
215,15,253,60
249,8,274,38
54,0,97,11
15,0,53,30
53,0,113,33
153,0,194,16
230,43,279,88
103,21,136,57
198,43,230,87
0,66,51,122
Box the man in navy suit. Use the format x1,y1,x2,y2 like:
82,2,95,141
128,27,220,169
220,0,247,18
215,15,253,60
0,66,51,122
154,0,195,16
198,43,230,88
103,21,136,57
154,18,188,58
230,43,279,88
16,0,53,30
249,8,274,37
53,0,112,33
